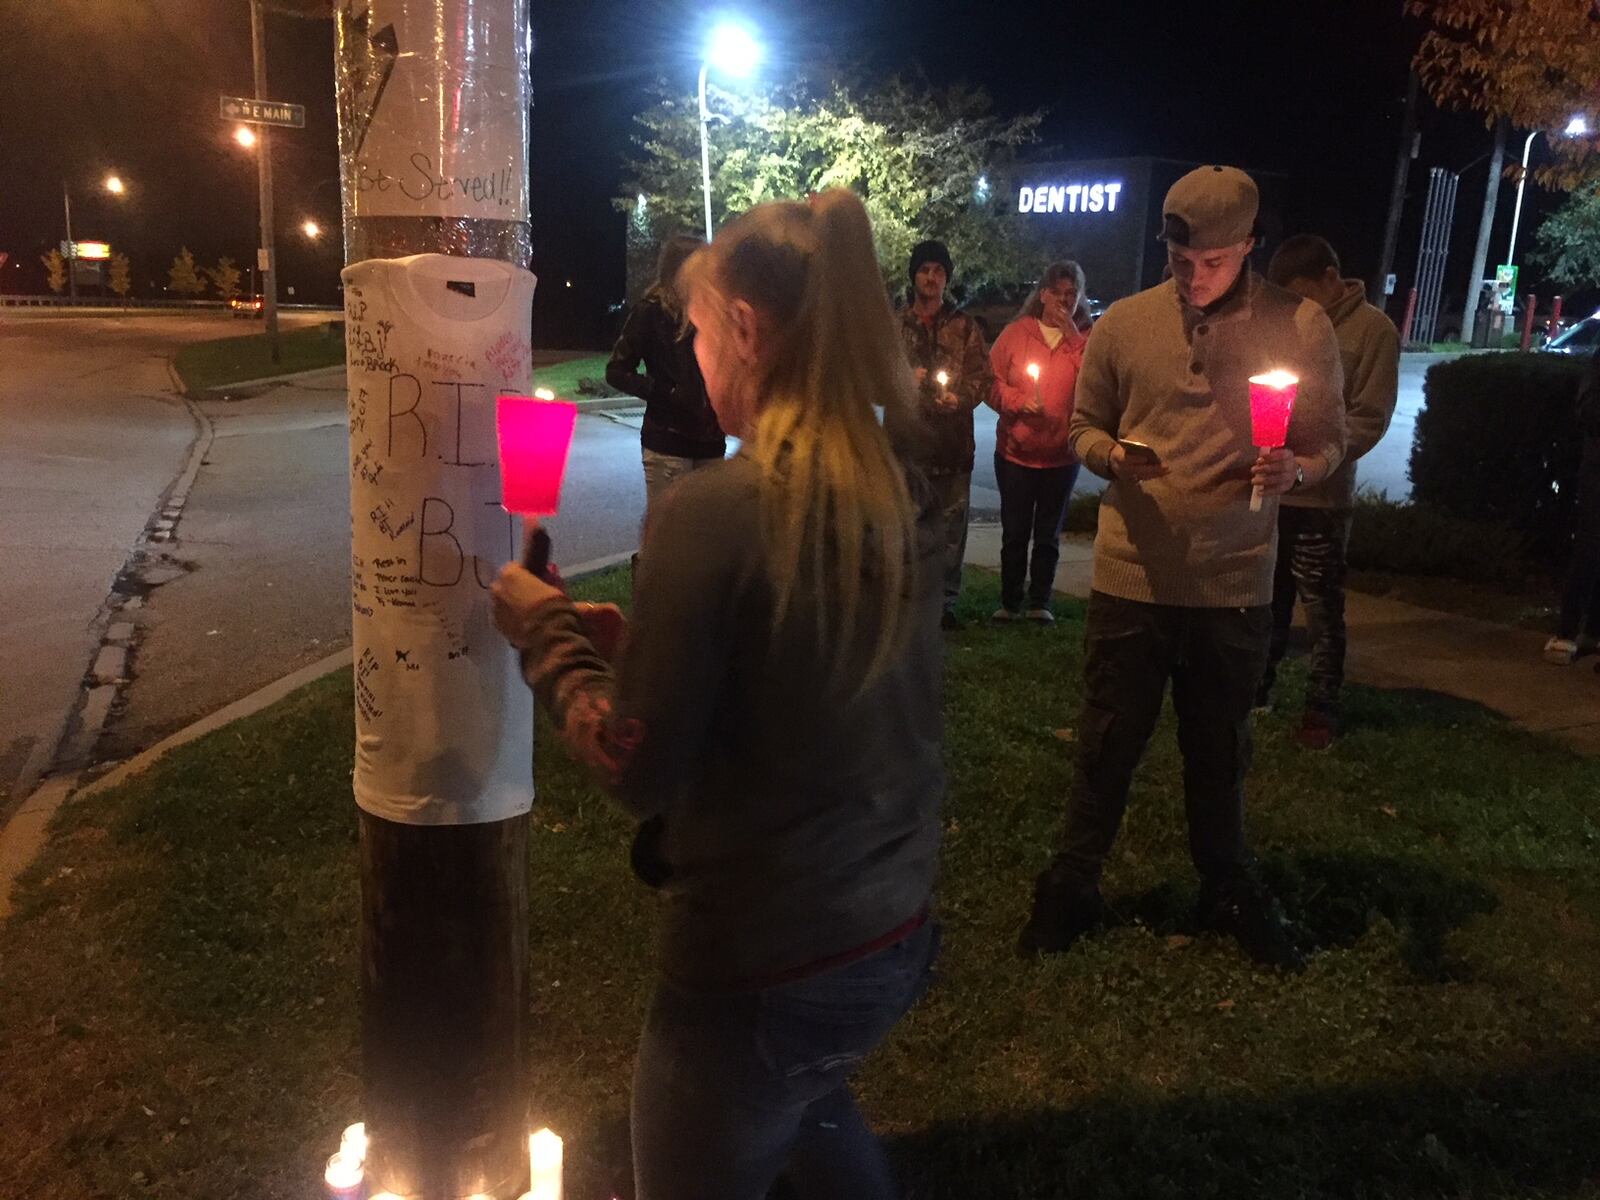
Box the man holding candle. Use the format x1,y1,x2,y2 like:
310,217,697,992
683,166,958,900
1258,235,1400,747
1017,165,1346,971
891,239,994,630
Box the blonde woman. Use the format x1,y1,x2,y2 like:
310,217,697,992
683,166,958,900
492,189,944,1200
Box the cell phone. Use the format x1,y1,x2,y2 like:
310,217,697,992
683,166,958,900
1118,439,1162,466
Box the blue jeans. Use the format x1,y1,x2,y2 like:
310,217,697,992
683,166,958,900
995,454,1080,611
631,919,940,1200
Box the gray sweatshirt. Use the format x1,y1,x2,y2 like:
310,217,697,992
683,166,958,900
1282,279,1400,510
508,453,946,989
1070,274,1347,607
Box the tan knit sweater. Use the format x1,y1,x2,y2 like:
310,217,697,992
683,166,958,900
1070,274,1346,607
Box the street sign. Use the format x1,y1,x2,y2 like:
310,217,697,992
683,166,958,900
257,248,271,273
1384,273,1397,296
1494,264,1519,316
219,95,305,128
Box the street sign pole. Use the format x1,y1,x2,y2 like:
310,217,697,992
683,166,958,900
61,182,76,300
249,0,280,362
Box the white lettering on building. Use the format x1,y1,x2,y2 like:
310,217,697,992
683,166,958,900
1016,180,1123,216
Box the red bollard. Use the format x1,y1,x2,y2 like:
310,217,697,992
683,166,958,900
1550,295,1565,341
1399,286,1419,346
1521,293,1538,351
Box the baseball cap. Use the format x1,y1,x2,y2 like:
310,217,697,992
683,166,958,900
1160,166,1260,250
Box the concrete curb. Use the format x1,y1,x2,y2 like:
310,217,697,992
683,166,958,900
0,548,638,921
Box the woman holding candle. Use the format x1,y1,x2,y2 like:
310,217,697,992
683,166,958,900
492,190,943,1200
985,261,1090,622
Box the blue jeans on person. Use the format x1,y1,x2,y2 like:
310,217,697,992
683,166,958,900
995,453,1080,612
630,919,940,1200
927,471,972,615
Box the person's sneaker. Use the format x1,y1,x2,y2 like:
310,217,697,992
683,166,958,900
1544,637,1579,665
991,607,1020,623
940,611,964,632
1196,875,1306,972
1017,873,1107,958
1294,708,1336,750
1024,607,1055,624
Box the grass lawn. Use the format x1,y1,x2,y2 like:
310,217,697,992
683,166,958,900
532,353,612,401
3,568,1599,1198
172,322,346,394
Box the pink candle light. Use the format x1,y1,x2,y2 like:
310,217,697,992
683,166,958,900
1248,370,1299,511
497,393,579,517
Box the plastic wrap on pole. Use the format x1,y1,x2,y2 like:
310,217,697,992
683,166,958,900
335,0,531,266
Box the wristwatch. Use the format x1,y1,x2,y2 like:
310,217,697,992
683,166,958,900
1290,462,1306,491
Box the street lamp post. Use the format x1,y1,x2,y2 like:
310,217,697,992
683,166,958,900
1506,115,1590,268
697,22,762,243
60,174,128,300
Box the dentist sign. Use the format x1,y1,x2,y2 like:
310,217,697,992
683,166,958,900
1017,180,1124,215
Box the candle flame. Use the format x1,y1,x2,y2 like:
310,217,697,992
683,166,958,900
935,370,949,387
530,1127,564,1169
533,388,556,402
339,1122,367,1165
1248,370,1299,389
1025,363,1041,380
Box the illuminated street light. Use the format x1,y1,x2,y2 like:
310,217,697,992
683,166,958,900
1566,114,1591,138
104,175,125,196
234,125,258,149
697,21,763,241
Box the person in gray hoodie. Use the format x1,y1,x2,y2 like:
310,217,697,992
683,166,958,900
1257,235,1400,747
1018,166,1346,971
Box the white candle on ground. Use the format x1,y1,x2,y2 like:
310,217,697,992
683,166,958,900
324,1151,364,1199
528,1127,564,1200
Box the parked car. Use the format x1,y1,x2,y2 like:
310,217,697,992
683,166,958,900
229,295,264,319
1545,311,1600,356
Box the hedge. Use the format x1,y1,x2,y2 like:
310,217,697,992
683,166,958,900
1408,352,1586,551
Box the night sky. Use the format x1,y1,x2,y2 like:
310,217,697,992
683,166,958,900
0,0,1576,344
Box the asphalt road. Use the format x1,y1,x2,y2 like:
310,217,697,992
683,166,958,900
0,310,323,806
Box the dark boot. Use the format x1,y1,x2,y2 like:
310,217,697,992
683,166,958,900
1017,866,1106,958
1196,874,1305,972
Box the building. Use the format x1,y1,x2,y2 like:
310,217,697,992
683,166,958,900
998,156,1290,305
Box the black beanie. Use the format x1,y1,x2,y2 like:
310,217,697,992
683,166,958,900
908,239,953,283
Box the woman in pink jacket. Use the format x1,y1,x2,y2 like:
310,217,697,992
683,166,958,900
986,261,1089,622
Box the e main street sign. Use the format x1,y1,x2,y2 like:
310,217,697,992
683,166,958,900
220,95,306,128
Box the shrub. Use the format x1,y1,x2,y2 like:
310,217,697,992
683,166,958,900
1346,491,1527,584
1063,488,1102,533
1408,352,1585,551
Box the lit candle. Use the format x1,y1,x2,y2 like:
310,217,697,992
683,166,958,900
528,1127,564,1200
339,1122,368,1165
1025,362,1041,406
934,369,949,389
1247,370,1300,512
325,1151,364,1200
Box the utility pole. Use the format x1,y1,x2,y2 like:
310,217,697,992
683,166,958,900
1372,70,1421,310
334,3,536,1196
249,0,281,361
1460,117,1508,347
61,182,76,299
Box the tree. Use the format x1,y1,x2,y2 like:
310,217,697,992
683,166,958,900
1533,185,1600,286
207,256,243,302
618,75,1045,301
108,252,132,300
168,247,205,297
41,248,67,294
1407,0,1600,188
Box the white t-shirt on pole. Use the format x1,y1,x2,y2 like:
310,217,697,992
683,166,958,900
341,253,538,826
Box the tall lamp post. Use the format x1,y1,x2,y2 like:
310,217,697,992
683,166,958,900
1505,114,1590,267
697,22,762,242
61,174,126,299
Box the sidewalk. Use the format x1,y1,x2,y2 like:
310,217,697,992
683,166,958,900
965,524,1600,754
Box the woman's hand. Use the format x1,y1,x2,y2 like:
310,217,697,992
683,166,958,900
491,562,564,648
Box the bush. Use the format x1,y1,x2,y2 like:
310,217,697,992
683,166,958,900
1408,352,1585,551
1063,488,1102,533
1346,491,1528,584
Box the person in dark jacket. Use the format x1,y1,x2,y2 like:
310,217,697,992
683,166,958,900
1545,344,1600,664
889,239,993,630
606,234,726,516
494,190,943,1200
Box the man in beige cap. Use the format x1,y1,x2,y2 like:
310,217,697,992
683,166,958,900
1017,165,1346,970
